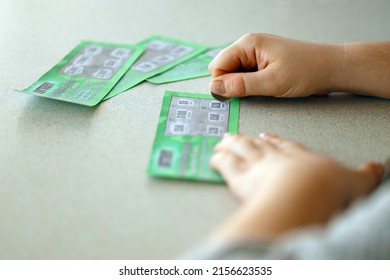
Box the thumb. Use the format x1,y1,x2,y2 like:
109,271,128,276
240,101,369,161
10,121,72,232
349,162,384,200
209,68,276,98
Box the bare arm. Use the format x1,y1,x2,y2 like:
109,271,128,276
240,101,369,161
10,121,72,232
208,33,390,99
332,42,390,99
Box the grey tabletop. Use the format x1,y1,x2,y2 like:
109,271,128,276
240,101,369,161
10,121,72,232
1,0,389,259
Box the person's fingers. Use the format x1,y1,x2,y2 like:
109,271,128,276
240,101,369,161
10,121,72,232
215,134,271,162
209,67,278,98
208,39,259,78
349,162,385,200
208,33,284,98
210,151,245,183
208,33,275,78
259,133,306,150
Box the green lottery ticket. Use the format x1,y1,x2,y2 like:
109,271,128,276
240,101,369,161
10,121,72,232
148,91,240,183
22,41,144,106
104,35,208,100
147,45,226,84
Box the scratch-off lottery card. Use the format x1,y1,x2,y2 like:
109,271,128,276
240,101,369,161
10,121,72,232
104,35,207,100
147,45,228,84
22,41,144,106
148,91,240,183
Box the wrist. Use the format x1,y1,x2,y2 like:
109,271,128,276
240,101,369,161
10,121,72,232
327,42,390,98
321,43,346,93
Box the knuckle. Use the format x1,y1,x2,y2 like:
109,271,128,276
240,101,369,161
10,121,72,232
242,32,259,41
229,74,247,97
240,32,269,45
208,62,215,73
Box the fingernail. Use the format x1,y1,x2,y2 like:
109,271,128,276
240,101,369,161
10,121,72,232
210,79,226,95
211,92,230,102
373,162,385,186
259,132,278,139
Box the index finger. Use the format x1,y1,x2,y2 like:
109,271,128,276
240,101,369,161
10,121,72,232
208,34,261,77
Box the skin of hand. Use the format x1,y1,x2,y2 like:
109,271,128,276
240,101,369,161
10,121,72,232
209,33,390,99
208,133,384,243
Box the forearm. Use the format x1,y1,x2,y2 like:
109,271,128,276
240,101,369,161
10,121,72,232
330,42,390,99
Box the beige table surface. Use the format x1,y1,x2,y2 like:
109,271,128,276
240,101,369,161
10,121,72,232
0,0,389,259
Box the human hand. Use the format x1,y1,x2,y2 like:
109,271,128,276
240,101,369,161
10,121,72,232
209,133,384,241
208,33,342,99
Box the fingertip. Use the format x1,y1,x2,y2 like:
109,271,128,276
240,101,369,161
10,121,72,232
214,134,233,152
357,161,385,190
259,132,279,139
344,161,385,203
368,162,385,186
209,150,225,170
213,141,222,152
209,152,222,167
209,150,244,182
